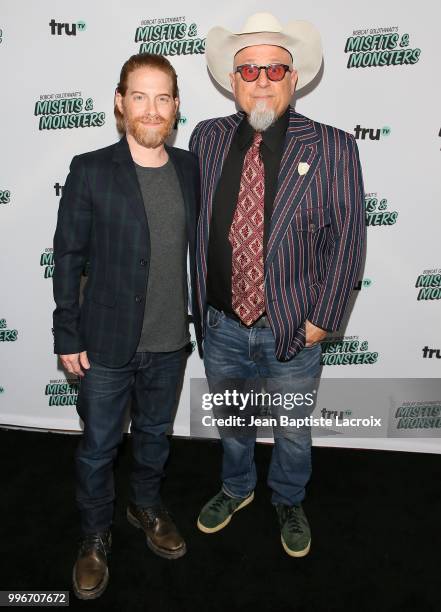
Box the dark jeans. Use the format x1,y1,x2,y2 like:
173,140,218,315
204,306,322,507
75,348,186,535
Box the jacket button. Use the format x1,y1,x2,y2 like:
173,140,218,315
309,223,316,231
135,295,142,303
140,259,147,266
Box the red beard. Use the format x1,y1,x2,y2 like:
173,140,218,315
126,113,175,149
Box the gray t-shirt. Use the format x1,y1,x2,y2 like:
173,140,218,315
135,159,189,352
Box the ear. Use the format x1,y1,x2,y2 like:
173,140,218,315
290,69,298,95
174,97,180,113
229,72,236,95
115,91,123,115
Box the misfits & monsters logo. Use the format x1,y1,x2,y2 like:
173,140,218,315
40,249,54,278
392,402,441,432
135,16,205,55
415,269,441,301
365,194,398,227
0,189,11,205
40,248,89,279
34,92,105,130
345,27,421,69
321,336,379,366
45,378,79,406
0,318,18,342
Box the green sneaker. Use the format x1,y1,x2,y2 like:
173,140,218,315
197,490,254,533
276,503,311,557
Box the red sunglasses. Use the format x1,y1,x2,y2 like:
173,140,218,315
235,63,292,82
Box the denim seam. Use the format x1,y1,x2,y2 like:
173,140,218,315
222,484,252,500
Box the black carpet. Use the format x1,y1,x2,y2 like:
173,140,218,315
1,428,440,612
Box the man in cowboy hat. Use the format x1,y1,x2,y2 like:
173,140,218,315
189,13,365,557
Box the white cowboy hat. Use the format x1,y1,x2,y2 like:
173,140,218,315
205,12,323,92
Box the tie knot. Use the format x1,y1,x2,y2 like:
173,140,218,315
252,132,263,147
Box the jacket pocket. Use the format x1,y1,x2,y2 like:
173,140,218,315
293,205,330,233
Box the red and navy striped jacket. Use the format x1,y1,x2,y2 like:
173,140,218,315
189,106,366,361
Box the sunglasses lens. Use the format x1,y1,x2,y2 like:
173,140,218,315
267,64,286,81
240,65,260,81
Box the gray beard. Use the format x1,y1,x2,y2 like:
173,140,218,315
248,101,277,132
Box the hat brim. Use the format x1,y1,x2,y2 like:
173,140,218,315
205,21,322,92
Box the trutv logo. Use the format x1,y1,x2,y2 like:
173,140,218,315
422,346,441,359
49,19,86,36
354,125,391,140
354,278,372,290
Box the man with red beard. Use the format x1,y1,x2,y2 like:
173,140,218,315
52,53,201,600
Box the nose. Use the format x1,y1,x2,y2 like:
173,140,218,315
143,97,158,116
256,67,270,87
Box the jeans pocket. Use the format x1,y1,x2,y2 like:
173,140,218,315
206,306,224,329
303,342,322,351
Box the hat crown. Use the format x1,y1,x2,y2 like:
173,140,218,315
240,12,283,35
205,13,323,93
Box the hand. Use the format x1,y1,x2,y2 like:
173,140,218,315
59,351,90,377
305,320,327,347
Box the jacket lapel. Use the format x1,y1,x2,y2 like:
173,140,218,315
112,136,147,230
197,112,243,308
203,112,243,224
266,108,321,271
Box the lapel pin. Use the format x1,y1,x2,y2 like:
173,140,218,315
298,162,310,176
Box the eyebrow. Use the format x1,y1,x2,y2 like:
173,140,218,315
130,90,172,96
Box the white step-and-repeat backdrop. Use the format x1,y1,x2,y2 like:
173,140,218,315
1,0,440,452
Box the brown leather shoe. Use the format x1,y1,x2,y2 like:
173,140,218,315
72,531,111,600
127,504,186,559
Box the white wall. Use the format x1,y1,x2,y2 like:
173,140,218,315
0,0,440,452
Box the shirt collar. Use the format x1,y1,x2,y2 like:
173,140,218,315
237,106,290,152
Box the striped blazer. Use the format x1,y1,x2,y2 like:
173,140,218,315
189,106,365,361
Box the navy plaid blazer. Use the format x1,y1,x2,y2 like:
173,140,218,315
189,106,366,361
53,136,202,367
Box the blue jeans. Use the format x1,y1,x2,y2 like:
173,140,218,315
75,348,186,534
203,306,322,507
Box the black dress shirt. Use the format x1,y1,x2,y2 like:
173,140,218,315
206,108,289,317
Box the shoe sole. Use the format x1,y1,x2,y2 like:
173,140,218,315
197,492,255,534
281,535,311,558
126,508,187,560
72,566,109,600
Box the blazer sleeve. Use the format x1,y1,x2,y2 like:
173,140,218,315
308,134,366,332
188,121,203,156
52,155,92,354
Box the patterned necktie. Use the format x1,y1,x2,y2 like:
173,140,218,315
228,131,265,326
